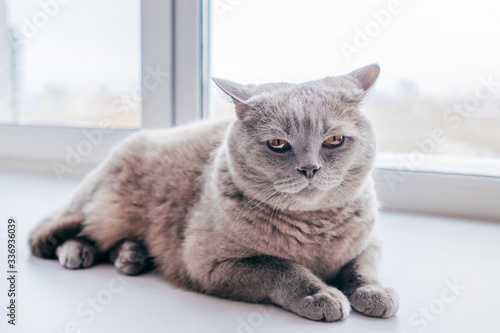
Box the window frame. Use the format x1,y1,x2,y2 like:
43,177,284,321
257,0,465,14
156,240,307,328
374,153,500,221
0,0,498,222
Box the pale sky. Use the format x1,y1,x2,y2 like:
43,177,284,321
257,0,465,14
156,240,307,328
211,0,500,97
4,0,141,95
4,0,500,98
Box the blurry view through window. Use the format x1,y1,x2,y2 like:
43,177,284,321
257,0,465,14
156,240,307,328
209,0,500,159
0,0,141,128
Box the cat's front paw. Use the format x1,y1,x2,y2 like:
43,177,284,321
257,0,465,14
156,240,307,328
349,285,399,318
56,239,97,269
292,287,350,322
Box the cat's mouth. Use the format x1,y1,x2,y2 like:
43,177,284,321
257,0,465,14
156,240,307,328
296,182,318,194
310,177,343,192
273,177,340,194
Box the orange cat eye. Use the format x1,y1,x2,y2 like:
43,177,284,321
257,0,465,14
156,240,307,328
267,139,291,152
323,136,344,148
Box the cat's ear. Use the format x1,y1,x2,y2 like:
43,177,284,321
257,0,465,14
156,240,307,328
348,64,380,91
212,78,252,118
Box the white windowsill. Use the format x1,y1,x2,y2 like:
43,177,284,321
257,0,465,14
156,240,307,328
2,0,498,328
1,170,499,333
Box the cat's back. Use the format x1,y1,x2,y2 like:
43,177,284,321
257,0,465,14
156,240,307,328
110,118,231,176
96,118,232,231
116,118,231,160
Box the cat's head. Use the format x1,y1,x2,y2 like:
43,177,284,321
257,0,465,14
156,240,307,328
214,64,379,211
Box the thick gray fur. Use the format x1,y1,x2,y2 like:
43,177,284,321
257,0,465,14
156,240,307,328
30,64,399,321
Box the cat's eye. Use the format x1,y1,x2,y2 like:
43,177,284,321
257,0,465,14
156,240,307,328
267,139,291,152
323,136,344,148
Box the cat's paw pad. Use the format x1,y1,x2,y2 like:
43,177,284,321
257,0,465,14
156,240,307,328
295,287,350,322
113,240,150,276
56,239,97,269
349,285,399,318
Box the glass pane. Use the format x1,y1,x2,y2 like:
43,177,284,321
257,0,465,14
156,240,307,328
209,0,500,159
0,0,141,128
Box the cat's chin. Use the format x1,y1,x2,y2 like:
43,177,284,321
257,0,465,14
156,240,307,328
304,181,339,193
303,183,319,192
278,183,319,195
290,184,328,203
285,182,346,210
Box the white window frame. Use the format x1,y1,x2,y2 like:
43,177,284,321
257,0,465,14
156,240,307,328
374,154,500,221
0,0,499,222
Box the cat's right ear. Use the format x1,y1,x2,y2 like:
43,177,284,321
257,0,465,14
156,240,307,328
212,78,251,118
347,64,380,91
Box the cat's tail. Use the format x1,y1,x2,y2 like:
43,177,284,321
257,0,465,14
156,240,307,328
30,211,85,259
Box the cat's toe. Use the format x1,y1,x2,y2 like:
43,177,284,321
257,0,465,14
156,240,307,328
113,240,150,275
293,287,350,322
56,239,97,269
349,285,399,318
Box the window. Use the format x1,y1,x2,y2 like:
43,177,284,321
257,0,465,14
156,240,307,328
0,0,172,167
1,0,141,128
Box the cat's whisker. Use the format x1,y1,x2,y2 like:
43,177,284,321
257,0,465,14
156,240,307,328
269,191,287,225
252,192,281,220
332,183,354,199
273,176,309,194
273,176,302,186
234,187,277,222
235,194,281,227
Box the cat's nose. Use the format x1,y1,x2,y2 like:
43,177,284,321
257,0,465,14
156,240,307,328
297,165,321,179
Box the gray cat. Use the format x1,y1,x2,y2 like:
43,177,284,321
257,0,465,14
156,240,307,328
30,64,399,321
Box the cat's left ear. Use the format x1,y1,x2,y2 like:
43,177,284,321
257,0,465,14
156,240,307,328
212,78,253,118
348,64,380,91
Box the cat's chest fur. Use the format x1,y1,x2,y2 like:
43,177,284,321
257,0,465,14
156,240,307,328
206,192,376,280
